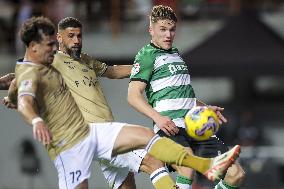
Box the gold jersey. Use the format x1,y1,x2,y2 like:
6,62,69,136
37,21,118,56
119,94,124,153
52,51,114,123
16,60,89,160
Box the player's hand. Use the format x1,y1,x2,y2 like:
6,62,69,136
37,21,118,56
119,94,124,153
208,105,227,125
2,96,17,109
0,73,15,86
33,121,52,145
155,116,179,136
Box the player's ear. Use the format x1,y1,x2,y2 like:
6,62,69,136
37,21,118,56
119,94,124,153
149,25,153,36
56,32,62,43
30,41,37,52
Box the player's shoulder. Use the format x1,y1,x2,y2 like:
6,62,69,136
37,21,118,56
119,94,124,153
81,52,104,67
80,52,90,59
171,46,179,53
16,60,41,74
80,52,97,64
137,44,156,55
135,44,158,62
15,60,42,83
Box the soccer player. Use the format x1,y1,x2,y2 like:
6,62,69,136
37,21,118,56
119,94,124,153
13,16,240,189
54,17,166,189
0,73,15,90
128,5,245,189
5,16,163,189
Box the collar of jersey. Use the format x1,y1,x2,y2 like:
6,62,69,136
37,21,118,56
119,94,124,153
16,58,41,66
57,50,82,60
150,42,173,52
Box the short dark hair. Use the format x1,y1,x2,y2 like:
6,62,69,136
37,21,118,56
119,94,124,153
58,17,82,30
150,5,177,23
20,16,55,46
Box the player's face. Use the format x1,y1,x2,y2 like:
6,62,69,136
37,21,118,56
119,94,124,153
57,27,82,60
149,19,176,50
34,34,57,65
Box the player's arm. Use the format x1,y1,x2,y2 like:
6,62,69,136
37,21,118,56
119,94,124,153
16,70,52,145
0,73,15,90
18,95,52,145
103,65,132,79
196,99,227,124
2,78,18,109
128,81,179,136
91,57,131,79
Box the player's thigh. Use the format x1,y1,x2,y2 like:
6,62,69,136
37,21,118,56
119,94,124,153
90,122,125,160
112,124,155,156
99,149,146,189
192,135,229,157
157,129,195,177
53,137,95,189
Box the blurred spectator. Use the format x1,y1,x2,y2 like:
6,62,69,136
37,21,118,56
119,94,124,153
14,0,46,55
44,0,71,24
0,1,15,52
180,0,204,19
237,110,261,146
15,0,33,55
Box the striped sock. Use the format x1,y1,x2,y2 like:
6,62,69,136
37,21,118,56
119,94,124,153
146,135,211,174
176,174,192,189
214,180,239,189
150,167,177,189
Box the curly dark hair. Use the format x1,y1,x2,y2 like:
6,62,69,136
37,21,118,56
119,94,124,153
150,5,177,23
58,17,82,30
20,16,55,47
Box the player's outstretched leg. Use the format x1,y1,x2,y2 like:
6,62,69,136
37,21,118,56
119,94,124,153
146,135,240,182
204,145,241,182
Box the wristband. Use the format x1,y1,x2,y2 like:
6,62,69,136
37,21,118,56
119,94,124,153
32,117,44,126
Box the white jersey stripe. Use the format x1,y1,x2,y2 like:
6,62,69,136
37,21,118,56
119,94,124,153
154,98,196,112
18,92,36,98
154,53,182,69
150,74,191,92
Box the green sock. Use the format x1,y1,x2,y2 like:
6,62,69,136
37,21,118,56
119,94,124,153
176,174,192,189
214,180,239,189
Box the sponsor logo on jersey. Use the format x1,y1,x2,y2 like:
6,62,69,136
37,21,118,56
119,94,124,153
168,64,188,75
64,61,76,69
131,63,140,76
19,80,32,91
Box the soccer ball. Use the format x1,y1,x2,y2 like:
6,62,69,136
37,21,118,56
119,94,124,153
184,106,220,141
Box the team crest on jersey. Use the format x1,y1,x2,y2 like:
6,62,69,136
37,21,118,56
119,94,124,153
19,80,32,91
131,63,140,76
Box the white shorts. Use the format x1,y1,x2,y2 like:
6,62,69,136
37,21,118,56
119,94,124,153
99,149,147,189
53,122,147,189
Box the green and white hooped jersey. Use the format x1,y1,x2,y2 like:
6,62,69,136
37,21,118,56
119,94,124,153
130,43,196,132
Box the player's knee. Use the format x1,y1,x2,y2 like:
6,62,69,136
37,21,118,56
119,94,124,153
224,163,246,186
140,154,165,174
140,127,155,139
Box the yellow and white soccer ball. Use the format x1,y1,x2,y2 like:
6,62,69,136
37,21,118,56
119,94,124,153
184,106,220,141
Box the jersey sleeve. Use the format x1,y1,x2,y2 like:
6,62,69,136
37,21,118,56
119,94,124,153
82,53,108,77
92,59,108,77
130,50,154,84
16,67,39,98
